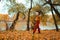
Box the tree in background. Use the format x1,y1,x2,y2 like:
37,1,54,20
42,0,60,31
27,0,33,31
8,0,26,30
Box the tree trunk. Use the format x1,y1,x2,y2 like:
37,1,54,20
51,6,59,31
5,22,8,30
3,21,8,30
27,0,32,31
10,11,20,30
27,9,31,31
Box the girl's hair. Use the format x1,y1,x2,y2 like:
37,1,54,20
36,11,41,15
36,10,43,15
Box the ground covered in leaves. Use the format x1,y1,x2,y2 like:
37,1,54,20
0,30,60,40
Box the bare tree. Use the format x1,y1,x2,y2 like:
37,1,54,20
42,0,60,31
27,0,33,31
8,1,26,30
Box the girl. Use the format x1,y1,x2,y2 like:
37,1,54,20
33,11,41,34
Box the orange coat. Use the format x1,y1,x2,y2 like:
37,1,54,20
35,16,40,27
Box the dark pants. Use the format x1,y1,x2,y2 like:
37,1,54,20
33,26,40,34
